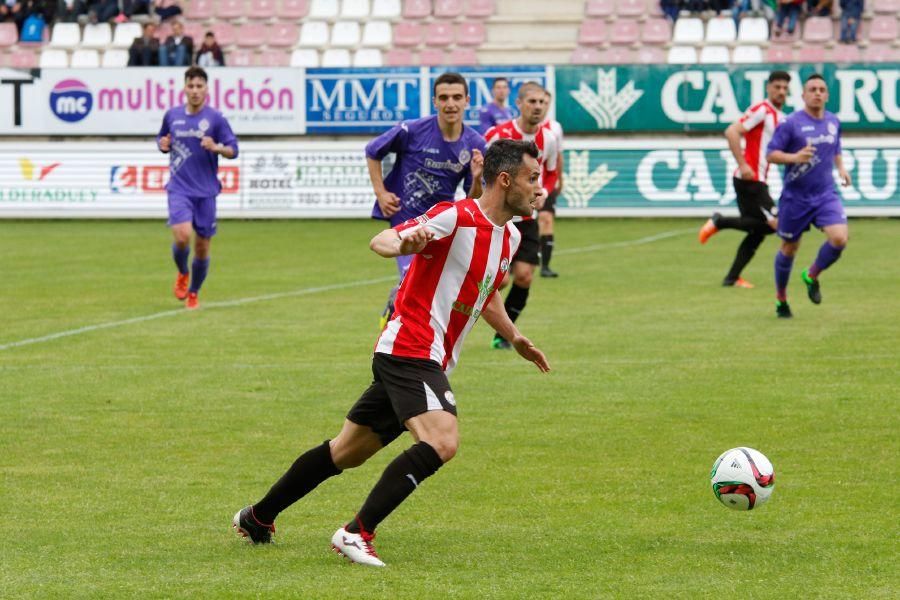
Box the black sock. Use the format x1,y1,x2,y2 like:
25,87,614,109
494,284,530,341
724,233,765,283
346,441,443,534
540,235,554,269
253,440,342,524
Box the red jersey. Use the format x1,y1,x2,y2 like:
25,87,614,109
484,119,560,196
736,100,783,182
375,198,521,373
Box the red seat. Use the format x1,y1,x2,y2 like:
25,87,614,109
211,22,237,46
268,23,299,46
183,23,205,42
868,16,898,42
385,48,414,65
257,49,289,65
249,0,278,19
616,0,645,17
765,45,793,62
801,44,826,61
635,45,665,63
641,18,671,44
862,43,899,62
571,46,603,64
802,17,832,43
465,0,494,17
871,0,900,13
228,49,254,66
217,0,247,20
609,19,639,45
9,49,38,68
578,19,608,45
419,48,445,65
447,47,477,64
603,46,635,63
185,0,214,20
0,22,17,47
425,22,455,46
456,21,485,45
403,0,432,18
585,0,614,17
278,0,310,18
827,43,860,63
236,23,266,46
393,22,423,46
434,0,463,17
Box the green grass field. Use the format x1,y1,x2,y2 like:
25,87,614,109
1,219,897,599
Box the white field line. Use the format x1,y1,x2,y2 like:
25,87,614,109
0,228,691,352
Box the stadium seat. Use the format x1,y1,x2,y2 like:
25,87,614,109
321,48,352,66
393,22,423,46
70,49,99,67
425,22,455,46
802,17,832,43
112,22,142,48
249,0,278,19
868,16,898,42
585,0,613,17
802,45,826,62
384,47,414,65
457,21,485,45
279,0,311,18
731,44,763,63
257,49,289,65
331,21,361,46
81,23,112,49
49,23,80,48
155,21,173,41
372,0,402,18
216,0,247,20
229,49,255,66
403,0,432,18
362,21,392,46
418,48,446,65
9,49,38,68
268,23,299,46
211,22,237,46
862,44,899,62
871,0,900,13
40,49,69,68
766,45,794,62
447,47,477,64
354,48,383,66
236,23,267,47
465,0,495,18
290,48,319,66
184,23,205,42
737,17,768,43
578,19,608,45
672,17,703,44
435,0,464,17
641,18,670,45
667,45,697,64
705,17,736,43
299,21,330,46
342,0,371,18
610,19,639,45
616,0,645,18
310,0,340,18
635,45,664,63
699,45,729,63
185,0,215,20
570,46,603,64
827,43,860,63
0,23,17,47
603,46,635,63
101,49,129,67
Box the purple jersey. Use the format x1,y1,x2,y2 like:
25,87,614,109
157,104,238,198
366,115,486,225
766,109,842,205
478,102,513,134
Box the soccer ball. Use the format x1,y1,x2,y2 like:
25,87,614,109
710,447,775,510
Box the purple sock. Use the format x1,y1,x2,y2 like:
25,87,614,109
774,251,794,302
172,244,190,275
395,254,413,280
189,258,210,293
809,242,844,279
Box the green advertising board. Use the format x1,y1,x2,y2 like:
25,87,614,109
555,64,900,133
558,139,900,215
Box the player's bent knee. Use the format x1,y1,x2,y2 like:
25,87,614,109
427,436,458,463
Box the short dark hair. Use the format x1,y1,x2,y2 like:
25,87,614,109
185,66,208,82
805,73,826,84
205,31,214,37
492,77,509,87
433,72,468,97
768,71,791,84
483,139,539,185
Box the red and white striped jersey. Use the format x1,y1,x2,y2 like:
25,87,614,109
737,100,783,182
375,198,521,374
484,119,560,196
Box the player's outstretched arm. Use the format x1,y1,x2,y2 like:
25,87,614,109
370,226,434,258
481,293,550,373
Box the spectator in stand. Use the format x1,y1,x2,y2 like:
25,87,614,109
129,21,160,65
195,31,224,67
12,1,54,33
806,0,832,16
55,0,86,22
87,0,119,22
1,2,23,25
839,0,862,43
160,19,193,66
773,0,803,36
153,0,180,21
660,0,679,21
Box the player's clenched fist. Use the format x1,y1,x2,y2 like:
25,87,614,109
399,225,434,255
158,134,172,152
200,136,218,152
470,148,484,181
795,143,815,164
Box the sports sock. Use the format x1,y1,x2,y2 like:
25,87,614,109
540,235,554,269
346,441,443,534
188,258,210,293
253,441,342,524
172,244,190,275
774,251,794,302
503,284,530,324
724,233,765,283
808,242,844,279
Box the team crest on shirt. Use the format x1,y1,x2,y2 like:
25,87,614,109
499,257,509,273
444,391,456,406
415,214,430,225
827,122,837,136
458,149,471,165
198,118,210,132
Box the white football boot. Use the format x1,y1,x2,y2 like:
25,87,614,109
331,526,386,567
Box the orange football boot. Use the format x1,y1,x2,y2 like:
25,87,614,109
734,277,755,289
185,292,200,310
698,219,719,244
173,272,190,300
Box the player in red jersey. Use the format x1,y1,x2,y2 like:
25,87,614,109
484,82,559,349
538,89,564,278
698,71,791,288
232,140,550,567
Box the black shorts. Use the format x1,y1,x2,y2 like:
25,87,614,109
539,189,558,214
346,353,457,446
733,177,776,220
513,219,540,265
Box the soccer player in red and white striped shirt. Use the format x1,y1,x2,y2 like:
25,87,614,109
699,71,791,288
233,140,550,567
483,82,559,350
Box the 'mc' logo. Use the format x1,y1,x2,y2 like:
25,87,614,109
49,79,93,123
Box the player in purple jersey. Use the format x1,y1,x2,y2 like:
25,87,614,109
766,74,851,318
478,77,514,134
157,66,238,310
365,72,486,328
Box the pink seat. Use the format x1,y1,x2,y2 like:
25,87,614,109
862,43,899,62
385,48,414,65
641,18,671,44
635,45,665,63
801,44,826,61
393,22,423,46
610,19,639,44
425,22,455,46
872,0,900,13
465,0,494,17
278,0,310,18
578,19,608,45
0,22,17,46
185,0,214,20
257,49,289,65
268,23,299,46
585,0,614,17
603,46,635,63
868,16,898,42
570,46,603,64
457,21,485,45
184,23,205,42
802,17,832,43
447,47,477,64
827,43,860,63
435,0,463,17
236,23,266,46
419,48,445,65
9,49,38,68
212,22,237,46
616,0,645,17
766,45,794,62
249,0,278,18
217,0,247,20
403,0,432,18
229,49,254,66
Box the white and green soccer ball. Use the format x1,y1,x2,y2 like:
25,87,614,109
710,447,775,510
